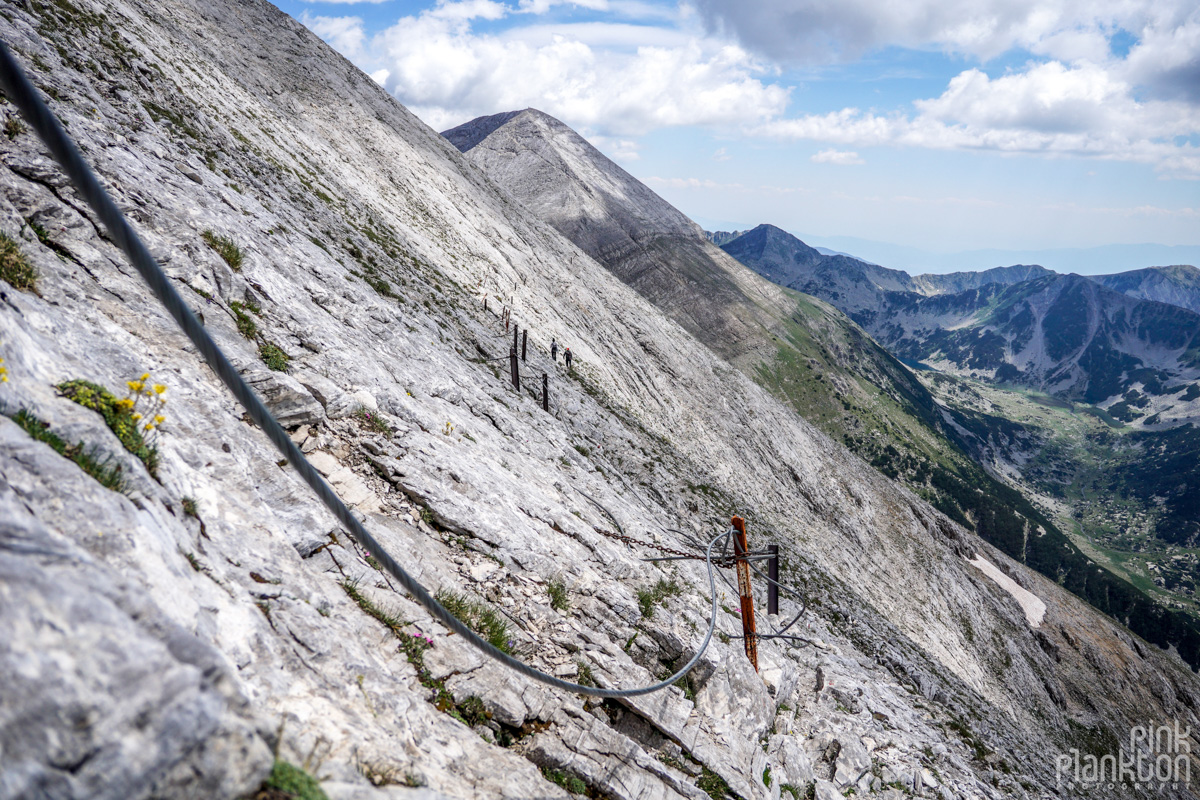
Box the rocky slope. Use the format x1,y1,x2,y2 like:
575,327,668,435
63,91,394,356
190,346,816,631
1,3,1199,800
443,111,1200,679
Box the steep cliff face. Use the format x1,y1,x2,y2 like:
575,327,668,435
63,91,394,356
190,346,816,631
1,3,1198,800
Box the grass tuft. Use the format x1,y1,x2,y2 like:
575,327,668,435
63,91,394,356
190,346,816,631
541,766,589,796
637,577,683,619
201,229,243,271
57,379,159,476
0,232,37,292
229,300,258,339
697,766,731,800
260,760,328,800
548,578,569,612
9,408,125,491
435,588,514,654
354,406,392,434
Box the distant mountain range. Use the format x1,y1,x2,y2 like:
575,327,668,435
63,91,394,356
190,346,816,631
717,224,1200,426
722,231,1200,277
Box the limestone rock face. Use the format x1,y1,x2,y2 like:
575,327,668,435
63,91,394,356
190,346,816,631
0,428,272,800
0,2,1197,800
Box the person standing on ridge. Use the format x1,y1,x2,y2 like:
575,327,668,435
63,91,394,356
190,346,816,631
564,347,573,370
551,338,558,363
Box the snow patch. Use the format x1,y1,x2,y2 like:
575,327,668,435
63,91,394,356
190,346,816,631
969,555,1046,628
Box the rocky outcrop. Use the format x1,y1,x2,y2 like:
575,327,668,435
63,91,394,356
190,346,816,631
0,2,1197,800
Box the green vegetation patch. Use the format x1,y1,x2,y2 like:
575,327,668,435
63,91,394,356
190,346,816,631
353,407,392,434
259,342,290,372
637,577,682,619
229,300,259,339
548,578,569,612
340,581,489,725
435,588,514,654
260,760,328,800
541,766,589,796
57,379,158,477
8,408,125,491
0,232,38,292
201,230,243,271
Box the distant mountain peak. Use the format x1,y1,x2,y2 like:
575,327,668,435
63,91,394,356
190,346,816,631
441,108,703,247
441,109,527,153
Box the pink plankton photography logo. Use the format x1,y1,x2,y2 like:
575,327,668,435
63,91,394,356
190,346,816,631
1057,722,1192,791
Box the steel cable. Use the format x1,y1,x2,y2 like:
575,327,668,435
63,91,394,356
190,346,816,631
0,41,726,698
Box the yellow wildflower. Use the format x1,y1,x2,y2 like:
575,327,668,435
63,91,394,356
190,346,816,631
154,414,165,424
140,373,150,381
132,413,142,421
127,380,143,393
118,398,135,410
153,384,167,395
144,423,155,432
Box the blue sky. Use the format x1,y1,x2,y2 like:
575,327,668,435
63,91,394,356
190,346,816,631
276,0,1199,271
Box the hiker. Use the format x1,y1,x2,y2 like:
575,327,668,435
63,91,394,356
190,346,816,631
551,338,558,362
564,347,573,369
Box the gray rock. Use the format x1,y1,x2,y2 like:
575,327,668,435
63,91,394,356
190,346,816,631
0,445,271,800
813,779,841,800
243,369,324,427
831,735,872,787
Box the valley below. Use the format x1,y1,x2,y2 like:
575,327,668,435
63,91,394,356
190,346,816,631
920,372,1200,619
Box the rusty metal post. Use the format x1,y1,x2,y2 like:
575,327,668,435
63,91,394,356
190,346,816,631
767,544,779,616
521,329,528,362
731,516,758,672
542,372,549,411
505,309,509,332
513,324,519,355
510,346,520,391
484,297,488,313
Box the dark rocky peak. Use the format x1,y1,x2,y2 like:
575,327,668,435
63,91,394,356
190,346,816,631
441,109,526,153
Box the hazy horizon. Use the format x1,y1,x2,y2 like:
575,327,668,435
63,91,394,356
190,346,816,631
692,219,1200,276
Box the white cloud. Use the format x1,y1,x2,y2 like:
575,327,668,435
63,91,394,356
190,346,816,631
811,148,864,165
300,12,367,60
587,134,642,161
758,60,1200,178
691,0,1198,64
711,147,731,161
295,0,1200,179
645,176,745,190
359,5,788,136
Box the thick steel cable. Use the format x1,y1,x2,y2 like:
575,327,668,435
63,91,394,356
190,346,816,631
0,41,725,698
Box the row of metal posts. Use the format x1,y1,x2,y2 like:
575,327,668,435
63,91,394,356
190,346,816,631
489,297,782,674
488,297,550,412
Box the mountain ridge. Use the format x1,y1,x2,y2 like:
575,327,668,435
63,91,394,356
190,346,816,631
1,5,1198,800
444,109,1200,692
720,223,1200,424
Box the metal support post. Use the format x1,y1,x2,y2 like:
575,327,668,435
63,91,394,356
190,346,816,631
542,372,549,411
521,329,527,362
510,346,520,391
731,516,758,672
767,544,779,616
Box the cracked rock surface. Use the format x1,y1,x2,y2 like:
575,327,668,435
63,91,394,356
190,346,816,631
0,1,1198,799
